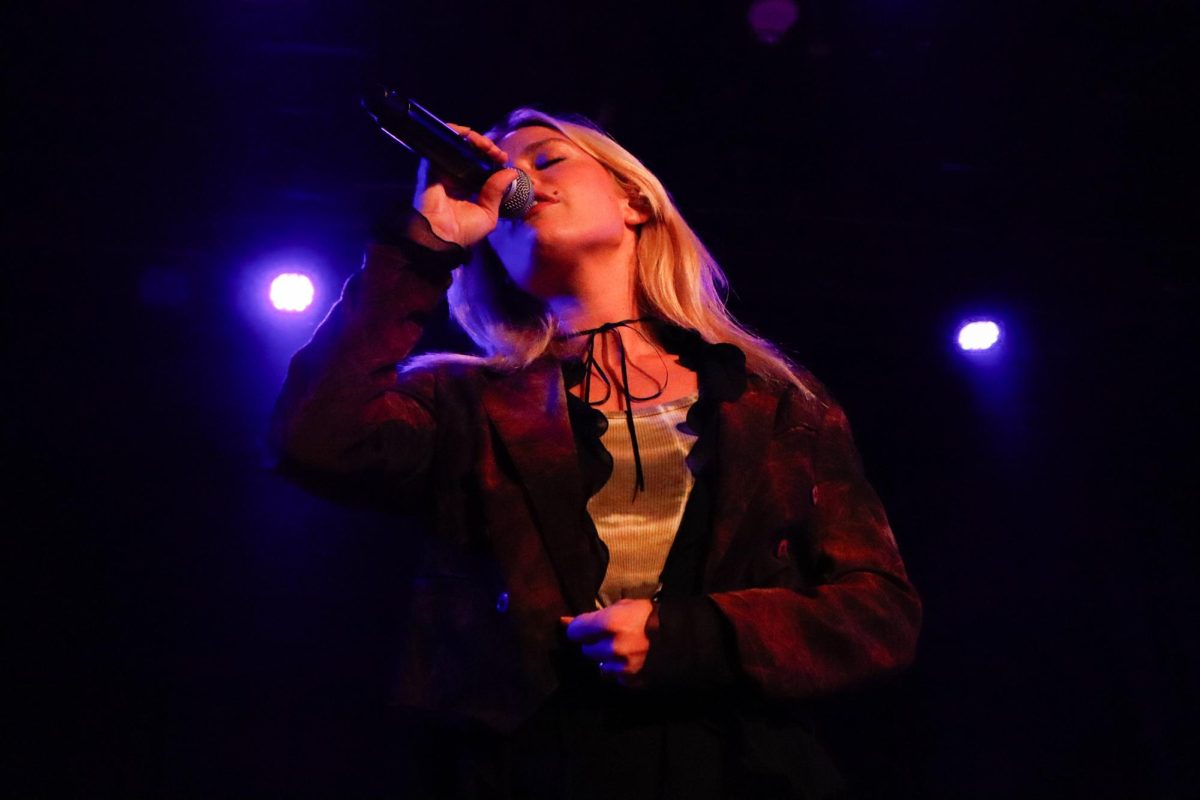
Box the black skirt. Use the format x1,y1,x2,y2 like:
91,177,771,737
387,675,845,800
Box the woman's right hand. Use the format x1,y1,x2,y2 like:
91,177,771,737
414,124,518,248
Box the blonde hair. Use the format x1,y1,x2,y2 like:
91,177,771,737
406,107,808,394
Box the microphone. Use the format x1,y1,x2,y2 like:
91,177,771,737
361,88,534,220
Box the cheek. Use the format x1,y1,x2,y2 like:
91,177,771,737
582,183,635,232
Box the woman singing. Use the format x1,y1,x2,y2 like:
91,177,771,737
270,107,921,799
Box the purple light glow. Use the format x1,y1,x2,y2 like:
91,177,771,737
957,320,1002,351
270,272,315,313
748,0,800,44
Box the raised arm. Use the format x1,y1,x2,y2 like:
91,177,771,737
270,124,520,504
268,216,465,504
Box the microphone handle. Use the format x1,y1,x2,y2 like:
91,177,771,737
362,89,534,219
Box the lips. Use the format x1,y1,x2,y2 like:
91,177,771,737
525,194,558,218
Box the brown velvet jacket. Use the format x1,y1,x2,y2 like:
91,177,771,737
269,216,922,736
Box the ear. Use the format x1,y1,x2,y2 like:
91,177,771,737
622,192,652,226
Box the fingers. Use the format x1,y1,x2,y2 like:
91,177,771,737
476,167,521,217
413,122,514,230
564,604,649,680
562,601,653,687
582,644,643,686
580,640,616,662
564,600,651,643
445,123,509,166
414,122,506,198
564,609,607,643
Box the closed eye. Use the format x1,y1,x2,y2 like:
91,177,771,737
535,156,566,170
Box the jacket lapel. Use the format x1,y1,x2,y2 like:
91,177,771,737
704,386,781,586
481,358,599,614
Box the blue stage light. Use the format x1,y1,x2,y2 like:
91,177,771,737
957,319,1002,352
269,272,315,313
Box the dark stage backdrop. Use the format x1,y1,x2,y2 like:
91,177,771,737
6,1,1197,797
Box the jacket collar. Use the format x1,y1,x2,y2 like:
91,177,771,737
646,322,783,585
480,356,601,615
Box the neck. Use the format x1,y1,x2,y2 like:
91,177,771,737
548,295,639,336
541,239,641,334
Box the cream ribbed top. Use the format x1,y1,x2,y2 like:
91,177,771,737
588,393,700,607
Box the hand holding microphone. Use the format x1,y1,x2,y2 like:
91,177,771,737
362,89,534,247
413,124,519,247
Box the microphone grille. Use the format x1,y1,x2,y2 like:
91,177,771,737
499,169,535,220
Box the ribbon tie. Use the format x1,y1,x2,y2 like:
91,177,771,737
562,317,666,493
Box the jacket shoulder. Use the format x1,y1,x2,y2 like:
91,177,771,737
399,353,491,388
753,363,838,432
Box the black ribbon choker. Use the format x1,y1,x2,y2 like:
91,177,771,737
561,317,667,493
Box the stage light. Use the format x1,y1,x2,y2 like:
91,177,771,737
957,319,1002,352
270,272,315,313
748,0,800,44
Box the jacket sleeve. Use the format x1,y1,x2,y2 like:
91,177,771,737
268,213,468,506
715,397,921,698
645,394,922,699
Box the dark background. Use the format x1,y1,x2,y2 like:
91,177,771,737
7,0,1197,796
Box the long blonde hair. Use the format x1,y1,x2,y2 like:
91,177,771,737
407,107,807,393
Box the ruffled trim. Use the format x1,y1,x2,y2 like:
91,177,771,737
562,320,748,497
562,321,750,604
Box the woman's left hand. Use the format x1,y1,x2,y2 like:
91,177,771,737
562,599,654,687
